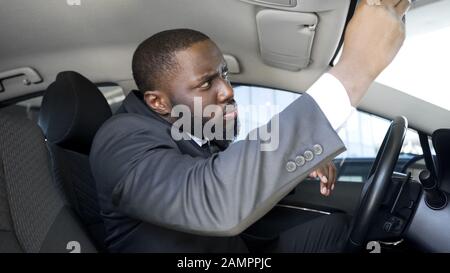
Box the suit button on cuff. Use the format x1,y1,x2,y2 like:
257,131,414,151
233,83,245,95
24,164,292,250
304,150,314,161
313,144,323,155
286,161,297,172
295,156,306,166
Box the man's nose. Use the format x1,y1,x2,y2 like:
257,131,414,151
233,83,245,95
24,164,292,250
217,79,234,103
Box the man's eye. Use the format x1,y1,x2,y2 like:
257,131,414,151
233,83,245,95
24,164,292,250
200,81,211,89
221,71,229,83
222,71,230,84
222,70,229,79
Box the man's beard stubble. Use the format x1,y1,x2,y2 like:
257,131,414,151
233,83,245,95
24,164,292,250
197,114,240,149
169,98,240,150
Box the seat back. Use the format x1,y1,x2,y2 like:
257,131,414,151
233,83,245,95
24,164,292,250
38,71,112,250
0,111,96,253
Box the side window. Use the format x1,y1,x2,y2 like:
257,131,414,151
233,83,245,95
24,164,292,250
0,83,125,123
233,85,300,141
335,111,423,183
233,85,423,183
97,85,125,113
12,96,43,121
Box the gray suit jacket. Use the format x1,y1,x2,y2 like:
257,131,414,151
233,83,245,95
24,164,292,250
90,91,345,252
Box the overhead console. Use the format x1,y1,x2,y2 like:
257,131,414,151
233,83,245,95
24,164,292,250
239,0,351,71
256,10,317,71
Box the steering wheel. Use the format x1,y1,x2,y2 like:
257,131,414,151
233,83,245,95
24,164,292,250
346,116,408,252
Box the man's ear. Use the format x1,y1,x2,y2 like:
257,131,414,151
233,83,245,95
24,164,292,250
143,90,172,116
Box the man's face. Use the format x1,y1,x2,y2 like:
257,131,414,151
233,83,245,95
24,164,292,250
164,39,238,140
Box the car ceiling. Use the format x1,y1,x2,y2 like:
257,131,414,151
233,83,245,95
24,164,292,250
0,0,449,134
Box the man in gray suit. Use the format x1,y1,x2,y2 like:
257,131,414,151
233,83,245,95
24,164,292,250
90,0,410,252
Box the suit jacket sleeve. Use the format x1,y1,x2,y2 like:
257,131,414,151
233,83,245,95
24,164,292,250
90,93,346,236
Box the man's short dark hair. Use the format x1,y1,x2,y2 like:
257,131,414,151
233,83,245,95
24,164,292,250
132,29,210,92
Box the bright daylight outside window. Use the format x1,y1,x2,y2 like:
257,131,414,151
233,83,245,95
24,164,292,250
376,0,450,110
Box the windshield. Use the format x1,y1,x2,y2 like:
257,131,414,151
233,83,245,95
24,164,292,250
375,0,450,110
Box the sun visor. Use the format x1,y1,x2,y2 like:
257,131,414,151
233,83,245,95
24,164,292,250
256,9,317,71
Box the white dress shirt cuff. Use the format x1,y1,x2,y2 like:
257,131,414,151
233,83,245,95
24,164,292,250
307,73,355,131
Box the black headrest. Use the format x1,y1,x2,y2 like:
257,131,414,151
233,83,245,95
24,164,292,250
38,71,112,155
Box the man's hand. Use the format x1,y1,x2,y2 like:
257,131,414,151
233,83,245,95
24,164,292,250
309,161,337,197
330,0,411,107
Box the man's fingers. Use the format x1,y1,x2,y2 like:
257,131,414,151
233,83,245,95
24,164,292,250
379,0,402,7
315,162,338,196
395,0,411,16
316,168,328,184
320,181,329,196
316,167,330,196
316,167,328,196
366,0,380,6
311,168,328,196
328,163,336,192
